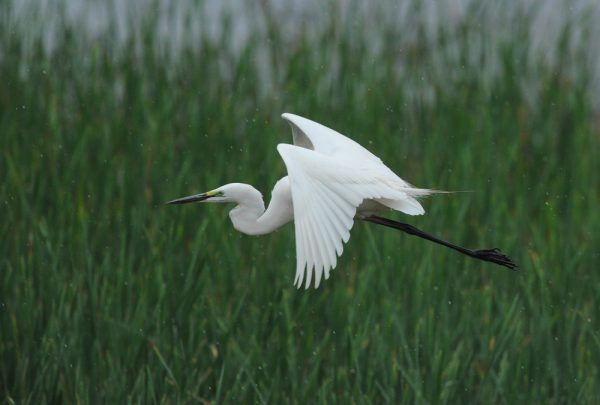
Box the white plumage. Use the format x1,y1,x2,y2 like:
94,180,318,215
168,113,445,289
276,113,434,287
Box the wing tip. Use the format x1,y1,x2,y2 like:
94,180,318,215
281,112,302,122
276,143,295,156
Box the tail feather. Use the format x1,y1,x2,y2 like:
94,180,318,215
378,186,469,215
379,197,425,215
401,188,469,198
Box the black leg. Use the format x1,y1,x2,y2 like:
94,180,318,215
363,216,517,270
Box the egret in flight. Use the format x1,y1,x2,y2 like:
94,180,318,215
168,113,517,288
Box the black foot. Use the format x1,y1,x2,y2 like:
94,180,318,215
470,248,518,270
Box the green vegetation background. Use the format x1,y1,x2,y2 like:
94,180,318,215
1,5,599,403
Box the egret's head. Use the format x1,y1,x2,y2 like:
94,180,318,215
166,183,261,205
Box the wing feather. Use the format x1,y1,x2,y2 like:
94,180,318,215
310,189,342,285
277,143,410,288
304,219,318,285
310,182,345,255
307,215,325,276
312,202,338,267
295,221,309,286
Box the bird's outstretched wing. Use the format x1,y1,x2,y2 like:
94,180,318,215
281,113,383,162
281,113,419,189
277,144,414,289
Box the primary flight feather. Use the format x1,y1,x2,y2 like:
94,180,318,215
168,113,516,289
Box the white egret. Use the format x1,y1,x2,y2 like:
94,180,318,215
168,113,517,289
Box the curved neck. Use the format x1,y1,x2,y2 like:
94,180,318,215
228,181,293,236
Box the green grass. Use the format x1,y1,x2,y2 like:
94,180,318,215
1,4,600,403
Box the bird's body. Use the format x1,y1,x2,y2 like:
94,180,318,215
168,113,516,288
